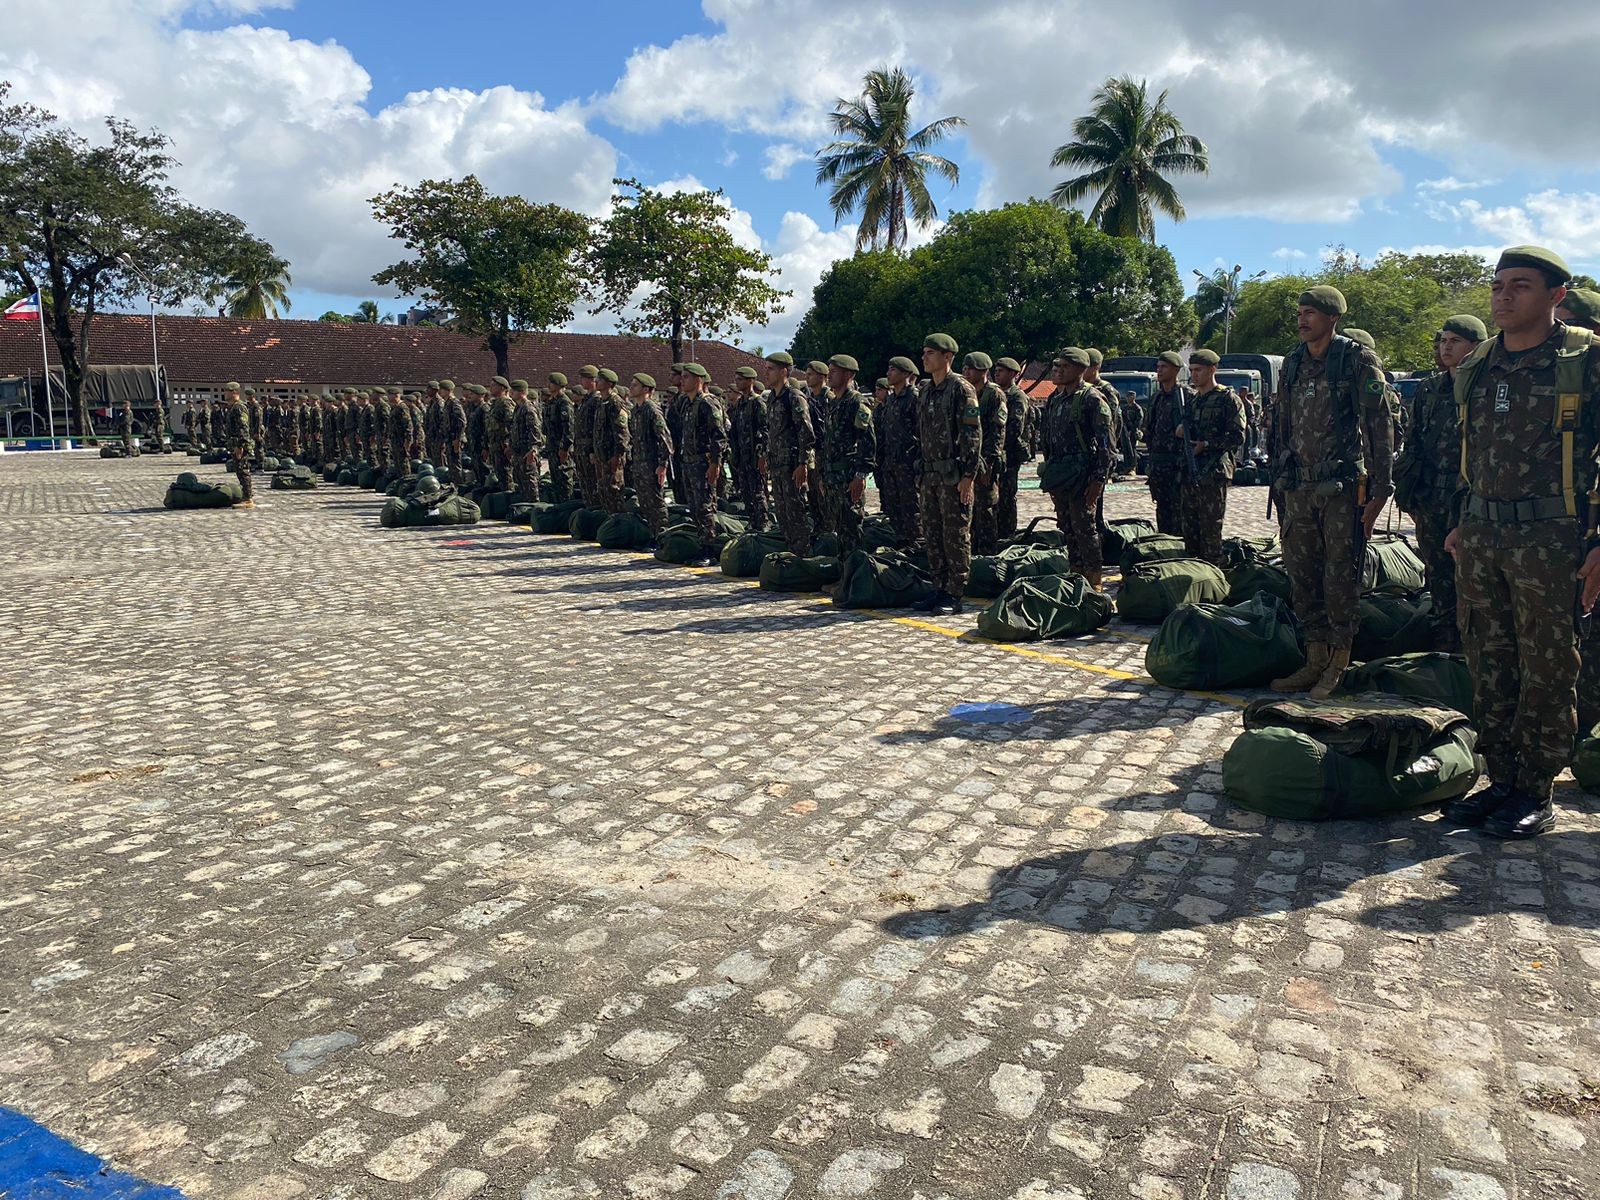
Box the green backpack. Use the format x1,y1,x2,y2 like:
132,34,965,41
337,468,357,486
1117,558,1230,624
356,466,379,489
532,499,585,533
811,531,843,558
1225,561,1293,606
270,466,316,490
1353,593,1434,662
506,502,536,526
164,475,244,509
479,490,517,520
1362,536,1428,596
597,512,655,550
966,544,1077,599
1220,534,1281,570
1101,518,1158,563
322,463,341,483
832,551,935,609
860,513,902,552
260,456,282,472
720,530,789,577
1574,729,1600,794
712,511,749,538
1224,694,1481,820
1340,653,1473,715
1119,533,1192,573
1002,515,1065,550
975,573,1113,642
654,523,708,564
568,507,609,540
758,552,843,592
1145,593,1304,690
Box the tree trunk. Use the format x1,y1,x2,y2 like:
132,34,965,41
489,326,510,378
670,304,684,368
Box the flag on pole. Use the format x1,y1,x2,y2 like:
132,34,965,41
4,292,42,320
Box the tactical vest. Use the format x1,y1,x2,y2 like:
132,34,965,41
1278,335,1365,487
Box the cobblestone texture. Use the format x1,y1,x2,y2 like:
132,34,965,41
0,452,1596,1200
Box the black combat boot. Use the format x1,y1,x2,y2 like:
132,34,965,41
1441,780,1515,827
1481,785,1555,840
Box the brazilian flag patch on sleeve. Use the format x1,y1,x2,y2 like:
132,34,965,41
1364,379,1384,394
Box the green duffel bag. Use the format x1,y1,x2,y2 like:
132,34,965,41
1119,533,1192,573
1223,694,1481,819
975,573,1113,642
506,502,536,526
1362,535,1428,596
532,499,585,533
597,512,655,550
811,531,843,558
480,490,517,521
378,496,411,528
833,550,935,609
1117,558,1229,624
721,530,789,577
1220,534,1281,571
356,466,379,489
860,513,902,552
666,502,691,524
322,463,340,483
1002,515,1064,550
758,552,843,592
967,543,1078,599
270,466,316,490
337,468,357,486
1146,592,1303,690
1574,729,1600,794
431,495,480,525
1225,561,1293,606
1101,518,1158,563
654,523,708,564
1353,593,1434,662
164,475,244,509
99,444,126,459
198,449,230,465
1340,653,1473,715
567,507,609,540
712,511,748,538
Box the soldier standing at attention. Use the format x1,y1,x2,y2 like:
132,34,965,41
1084,351,1124,531
510,379,544,502
440,381,465,479
422,381,442,464
1441,246,1600,839
244,387,264,468
118,396,136,456
1176,349,1246,565
194,397,211,451
728,365,770,532
222,381,255,508
543,373,575,502
993,357,1031,540
873,378,890,408
665,365,690,505
462,383,489,485
1395,315,1485,653
628,372,673,541
1269,285,1393,698
678,363,729,566
912,333,982,614
804,359,835,535
1144,351,1189,535
877,357,922,547
1556,290,1600,736
262,393,280,457
1039,349,1114,590
821,354,875,558
388,387,411,472
764,351,816,555
593,368,630,515
485,376,516,488
371,385,393,473
963,352,1007,556
572,365,601,505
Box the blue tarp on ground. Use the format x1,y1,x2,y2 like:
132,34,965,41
0,1108,185,1199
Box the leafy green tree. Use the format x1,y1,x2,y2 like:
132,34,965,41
319,310,353,324
1049,76,1208,241
790,250,919,370
815,66,965,251
587,178,787,365
371,175,589,375
0,82,283,434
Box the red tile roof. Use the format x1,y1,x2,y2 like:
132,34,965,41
0,314,763,390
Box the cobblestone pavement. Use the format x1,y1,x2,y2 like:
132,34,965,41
1,451,1596,1200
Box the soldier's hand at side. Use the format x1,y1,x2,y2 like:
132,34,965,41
1444,527,1460,559
705,462,719,487
1084,480,1104,507
848,477,865,505
560,451,570,464
1579,546,1600,613
957,476,975,506
656,466,667,487
792,465,807,488
758,456,767,475
1361,497,1386,538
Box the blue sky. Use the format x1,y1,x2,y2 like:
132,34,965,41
11,1,1600,348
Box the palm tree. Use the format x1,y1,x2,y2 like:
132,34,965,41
815,66,965,251
353,300,380,324
222,257,292,319
1048,76,1208,241
1193,268,1234,345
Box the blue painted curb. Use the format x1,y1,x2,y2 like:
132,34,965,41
0,1108,185,1199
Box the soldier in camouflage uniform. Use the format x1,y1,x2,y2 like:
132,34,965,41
370,385,392,472
665,365,690,505
803,359,835,536
728,365,770,532
262,395,280,457
117,397,136,456
678,363,729,566
820,354,876,558
440,381,465,479
222,382,255,507
1440,247,1600,838
571,365,601,505
1176,349,1246,566
462,383,489,486
1085,351,1124,532
1269,285,1394,699
542,373,575,502
1040,349,1115,589
993,357,1031,540
422,382,443,464
245,388,265,467
509,380,543,502
483,376,515,489
1551,290,1600,739
763,351,817,555
593,369,630,515
877,356,922,546
963,352,1007,556
628,372,673,538
913,333,982,613
1144,351,1189,534
210,394,226,451
1395,315,1485,653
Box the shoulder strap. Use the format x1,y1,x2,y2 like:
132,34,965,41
1453,338,1496,490
1556,325,1595,517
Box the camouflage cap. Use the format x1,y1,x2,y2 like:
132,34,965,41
1157,351,1185,368
579,365,600,379
888,356,917,373
764,351,794,367
1343,328,1376,351
1557,289,1600,326
1299,285,1347,316
1054,348,1091,367
632,371,656,388
511,379,529,391
735,365,759,379
1189,348,1221,365
923,332,958,353
438,379,455,391
994,356,1021,372
223,381,241,392
1496,245,1572,284
490,375,510,389
682,363,711,380
963,351,993,371
598,368,619,384
828,353,859,372
1086,348,1104,366
547,372,568,386
875,377,889,389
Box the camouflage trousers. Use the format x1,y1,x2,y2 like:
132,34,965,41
512,453,541,503
670,454,691,507
1281,488,1362,648
771,463,813,556
878,467,922,546
918,477,973,596
1456,519,1585,793
808,469,833,535
121,428,135,456
545,455,574,504
1180,481,1229,567
230,453,254,501
1579,618,1598,740
1147,470,1183,536
734,459,770,532
1048,486,1101,577
444,441,464,481
573,450,596,506
631,464,668,535
997,467,1022,540
1412,503,1460,653
971,471,1002,557
594,458,626,515
823,479,865,559
684,463,718,555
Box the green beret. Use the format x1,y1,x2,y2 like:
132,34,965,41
1189,349,1221,365
735,366,758,379
438,380,455,391
427,380,440,389
1087,349,1104,366
243,386,256,396
888,356,918,373
548,372,568,386
1558,290,1600,327
806,359,828,374
342,386,357,395
357,390,371,399
579,365,599,379
511,379,529,391
923,332,958,353
671,363,686,373
467,383,488,395
1054,348,1091,368
388,385,402,395
1158,351,1185,368
1343,328,1376,351
710,385,725,397
598,368,619,384
682,363,711,380
489,376,509,389
1496,245,1572,284
875,377,889,389
632,372,656,388
765,351,793,367
994,357,1021,372
828,353,859,372
223,381,241,392
964,352,993,370
1299,285,1347,316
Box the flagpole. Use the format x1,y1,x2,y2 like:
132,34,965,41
34,293,57,448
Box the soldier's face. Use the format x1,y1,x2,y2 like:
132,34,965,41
1492,268,1562,334
1296,306,1336,343
805,370,825,390
1436,331,1476,371
1189,364,1217,390
764,363,786,389
629,382,646,400
683,376,704,396
962,367,987,388
827,366,851,391
994,368,1017,388
874,387,888,402
1052,363,1085,388
1155,362,1178,387
888,367,912,390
